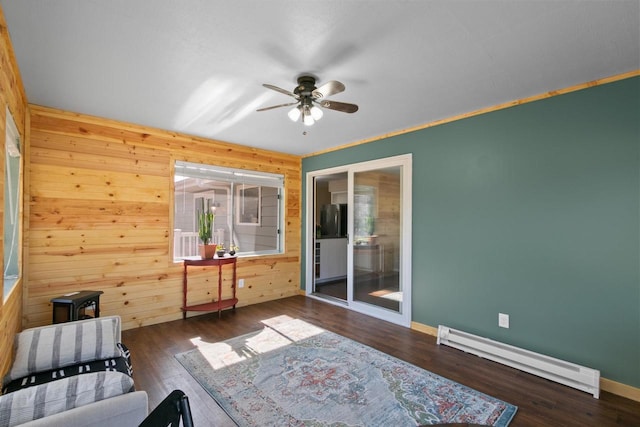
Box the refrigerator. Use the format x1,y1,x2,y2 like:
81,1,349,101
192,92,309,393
320,204,348,238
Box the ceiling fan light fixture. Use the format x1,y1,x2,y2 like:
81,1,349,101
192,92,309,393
310,105,323,121
303,116,314,126
288,106,301,122
302,105,315,126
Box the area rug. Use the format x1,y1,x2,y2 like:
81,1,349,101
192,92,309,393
175,316,517,426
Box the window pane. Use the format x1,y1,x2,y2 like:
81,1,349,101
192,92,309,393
173,161,283,260
4,109,21,300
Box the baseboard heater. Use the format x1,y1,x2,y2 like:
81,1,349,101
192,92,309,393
436,325,600,398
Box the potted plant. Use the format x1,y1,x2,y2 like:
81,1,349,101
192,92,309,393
198,208,215,259
216,243,226,258
229,243,239,256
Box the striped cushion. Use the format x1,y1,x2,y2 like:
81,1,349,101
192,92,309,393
0,371,134,427
2,344,132,394
5,316,121,383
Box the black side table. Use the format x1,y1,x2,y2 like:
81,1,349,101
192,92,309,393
51,290,103,324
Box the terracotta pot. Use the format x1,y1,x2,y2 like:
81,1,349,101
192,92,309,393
199,244,216,259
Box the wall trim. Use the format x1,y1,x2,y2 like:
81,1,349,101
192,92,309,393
303,69,640,158
410,321,640,402
411,321,438,337
600,378,640,402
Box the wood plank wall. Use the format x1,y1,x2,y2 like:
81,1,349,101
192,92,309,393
26,105,301,331
0,6,27,378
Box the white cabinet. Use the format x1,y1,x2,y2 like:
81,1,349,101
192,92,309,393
328,179,347,204
354,244,384,273
328,179,347,193
315,238,347,282
331,192,347,204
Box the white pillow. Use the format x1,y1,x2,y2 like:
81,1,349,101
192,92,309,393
5,316,121,382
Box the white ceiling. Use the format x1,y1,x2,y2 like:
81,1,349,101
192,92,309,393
1,1,638,156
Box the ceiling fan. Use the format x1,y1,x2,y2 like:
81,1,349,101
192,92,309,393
257,75,358,126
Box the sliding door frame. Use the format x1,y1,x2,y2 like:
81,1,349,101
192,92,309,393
305,154,412,327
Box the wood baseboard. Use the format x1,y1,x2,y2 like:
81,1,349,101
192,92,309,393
410,321,640,402
601,378,640,402
411,321,438,337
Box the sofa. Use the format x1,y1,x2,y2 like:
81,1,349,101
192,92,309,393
0,316,148,427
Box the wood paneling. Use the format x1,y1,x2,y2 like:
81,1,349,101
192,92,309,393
0,286,22,377
0,5,27,378
26,105,301,330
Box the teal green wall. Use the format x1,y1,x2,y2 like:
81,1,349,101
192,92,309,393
302,77,640,388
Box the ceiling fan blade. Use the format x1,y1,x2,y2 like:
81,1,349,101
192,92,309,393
312,80,345,99
318,99,359,113
263,83,298,99
257,102,298,112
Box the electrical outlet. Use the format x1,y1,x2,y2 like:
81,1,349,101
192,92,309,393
498,313,509,329
238,279,245,288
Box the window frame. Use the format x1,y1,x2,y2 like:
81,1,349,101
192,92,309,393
173,160,284,261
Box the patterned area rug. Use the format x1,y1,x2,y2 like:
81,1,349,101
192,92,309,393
175,316,517,426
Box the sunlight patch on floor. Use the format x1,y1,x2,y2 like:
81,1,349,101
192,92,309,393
190,316,325,370
369,289,403,302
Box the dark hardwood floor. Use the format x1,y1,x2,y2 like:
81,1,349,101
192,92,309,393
122,296,640,426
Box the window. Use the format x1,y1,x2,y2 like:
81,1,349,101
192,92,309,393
4,107,21,300
173,160,284,260
353,185,377,244
236,185,261,225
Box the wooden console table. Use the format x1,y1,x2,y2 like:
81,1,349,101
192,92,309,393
182,257,238,319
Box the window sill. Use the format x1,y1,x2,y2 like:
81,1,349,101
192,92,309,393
3,275,20,302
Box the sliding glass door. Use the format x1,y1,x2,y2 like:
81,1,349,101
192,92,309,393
351,166,402,310
348,155,411,326
307,154,412,327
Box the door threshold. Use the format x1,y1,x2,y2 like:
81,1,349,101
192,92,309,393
308,293,348,307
